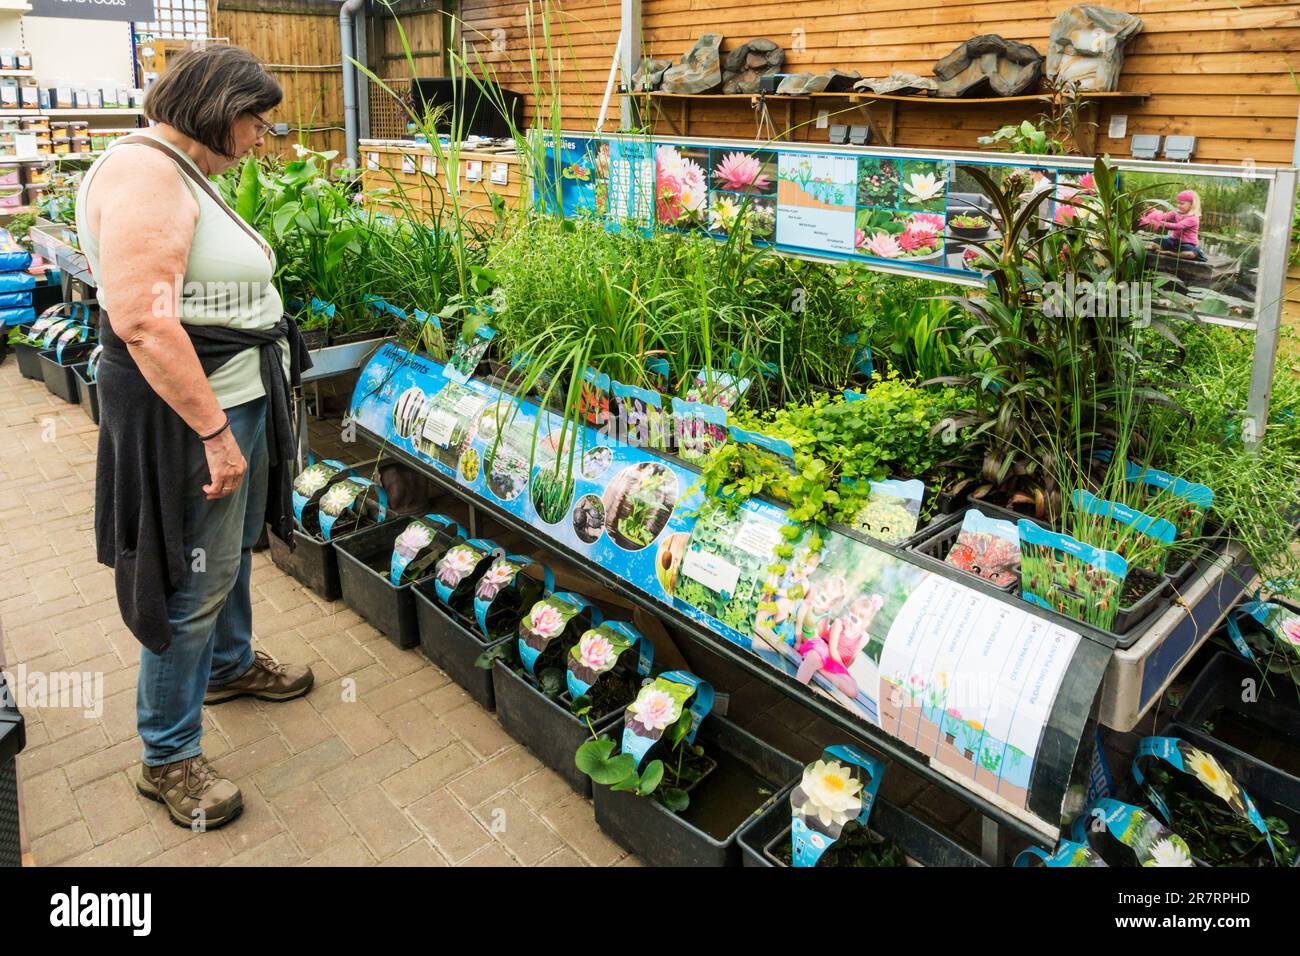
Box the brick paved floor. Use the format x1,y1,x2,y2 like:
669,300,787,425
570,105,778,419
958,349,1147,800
0,357,635,867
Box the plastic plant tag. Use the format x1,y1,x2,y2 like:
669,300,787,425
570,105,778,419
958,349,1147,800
1072,489,1177,575
620,671,714,770
1017,520,1128,631
789,744,885,867
39,316,76,348
86,344,103,383
643,356,671,387
291,459,350,531
729,351,778,381
517,591,600,677
1068,798,1194,867
728,426,797,500
1225,598,1300,662
845,478,923,544
944,509,1021,587
308,298,336,321
577,367,611,428
388,514,467,586
433,537,503,607
1014,839,1107,867
318,476,387,541
53,323,88,363
840,331,874,378
1131,736,1276,863
473,555,553,640
670,397,727,464
1094,454,1215,541
444,324,495,384
611,380,669,450
685,368,750,410
565,621,655,699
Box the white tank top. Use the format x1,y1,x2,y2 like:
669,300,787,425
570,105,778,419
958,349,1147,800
75,130,287,409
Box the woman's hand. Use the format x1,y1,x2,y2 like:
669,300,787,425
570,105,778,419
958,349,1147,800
202,428,248,500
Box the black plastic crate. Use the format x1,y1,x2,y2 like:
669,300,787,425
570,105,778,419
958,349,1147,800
413,585,502,710
909,511,1019,593
738,787,986,867
39,341,96,403
334,521,428,649
72,363,98,424
592,715,800,867
13,341,43,380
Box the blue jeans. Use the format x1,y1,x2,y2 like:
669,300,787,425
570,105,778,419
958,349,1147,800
137,397,268,766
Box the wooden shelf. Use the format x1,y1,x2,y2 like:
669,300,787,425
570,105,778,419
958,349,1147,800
636,89,1149,150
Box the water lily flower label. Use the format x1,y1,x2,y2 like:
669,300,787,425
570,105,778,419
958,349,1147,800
945,509,1021,587
517,592,597,677
620,670,713,769
1132,736,1276,862
472,554,551,639
432,538,502,607
566,621,654,699
1228,599,1300,661
318,477,386,541
1018,520,1128,631
789,744,885,867
389,514,465,586
1070,798,1195,867
1014,839,1106,867
291,459,349,530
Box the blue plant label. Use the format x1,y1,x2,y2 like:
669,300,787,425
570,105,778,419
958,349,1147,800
517,592,598,677
53,323,88,362
433,537,502,606
565,620,654,699
846,478,924,545
364,294,407,321
473,554,551,638
728,425,796,470
685,369,750,410
671,397,728,464
1132,736,1275,862
1072,489,1176,574
1014,839,1106,867
578,367,612,427
1123,462,1214,540
789,744,886,867
291,459,349,529
86,344,103,383
644,356,671,385
389,514,466,586
39,317,76,348
444,325,495,384
611,380,669,450
1017,520,1128,631
840,331,874,378
620,671,713,770
308,297,336,319
411,308,440,330
843,388,866,402
729,351,778,381
1228,599,1300,661
1225,601,1265,660
1071,798,1195,867
318,476,386,541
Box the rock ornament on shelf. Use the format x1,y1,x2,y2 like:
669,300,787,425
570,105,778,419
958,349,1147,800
659,34,725,94
1046,4,1143,92
721,38,785,94
930,34,1044,97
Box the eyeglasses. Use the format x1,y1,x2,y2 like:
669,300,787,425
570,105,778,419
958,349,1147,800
249,114,274,137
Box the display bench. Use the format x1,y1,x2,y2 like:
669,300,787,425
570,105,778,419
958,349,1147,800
348,342,1145,846
358,139,526,229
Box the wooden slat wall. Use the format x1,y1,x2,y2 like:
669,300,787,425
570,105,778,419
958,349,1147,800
454,0,1300,164
360,143,525,229
369,0,445,140
215,0,348,159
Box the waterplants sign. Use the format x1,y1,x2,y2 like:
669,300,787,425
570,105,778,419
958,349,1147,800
28,0,155,21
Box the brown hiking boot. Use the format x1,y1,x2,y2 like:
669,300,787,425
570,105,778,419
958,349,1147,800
137,755,243,830
204,650,314,705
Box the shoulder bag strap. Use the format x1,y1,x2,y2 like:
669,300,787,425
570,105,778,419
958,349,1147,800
114,134,273,262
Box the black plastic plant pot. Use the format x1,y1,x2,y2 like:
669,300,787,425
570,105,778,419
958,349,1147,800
39,342,96,403
1169,653,1300,809
491,659,623,798
334,521,428,649
330,328,388,347
72,363,98,424
1110,568,1173,642
1156,722,1300,868
909,512,1019,593
268,525,348,601
592,715,801,867
299,327,328,351
413,584,502,711
14,341,45,380
737,787,987,867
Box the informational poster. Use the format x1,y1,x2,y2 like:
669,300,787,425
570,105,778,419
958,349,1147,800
535,132,1274,325
30,0,155,21
352,344,1088,820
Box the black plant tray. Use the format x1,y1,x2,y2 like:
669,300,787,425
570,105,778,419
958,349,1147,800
592,714,800,867
330,329,389,347
72,363,98,424
737,787,987,867
413,585,503,711
14,341,44,380
335,521,427,649
1156,721,1300,867
300,327,329,351
1170,651,1300,808
39,342,96,403
492,659,623,798
910,512,1019,593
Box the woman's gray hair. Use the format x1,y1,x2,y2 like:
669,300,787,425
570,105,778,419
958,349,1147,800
144,45,282,159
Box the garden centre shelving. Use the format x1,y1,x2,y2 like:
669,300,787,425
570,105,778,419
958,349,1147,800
359,140,525,229
348,343,1115,846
